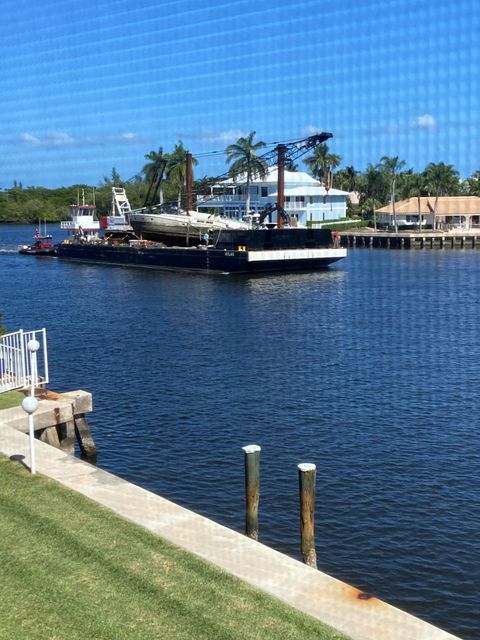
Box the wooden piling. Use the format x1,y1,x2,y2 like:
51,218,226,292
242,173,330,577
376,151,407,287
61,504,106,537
74,413,97,458
242,445,261,540
298,463,317,568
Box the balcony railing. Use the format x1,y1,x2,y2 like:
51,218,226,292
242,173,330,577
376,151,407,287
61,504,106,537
0,328,49,393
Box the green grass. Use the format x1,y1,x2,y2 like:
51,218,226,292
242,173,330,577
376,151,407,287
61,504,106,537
0,456,349,640
0,390,24,410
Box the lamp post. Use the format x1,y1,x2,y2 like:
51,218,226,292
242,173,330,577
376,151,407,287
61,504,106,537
21,339,40,474
22,395,38,474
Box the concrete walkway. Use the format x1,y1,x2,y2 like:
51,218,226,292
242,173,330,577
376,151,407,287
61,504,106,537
0,425,460,640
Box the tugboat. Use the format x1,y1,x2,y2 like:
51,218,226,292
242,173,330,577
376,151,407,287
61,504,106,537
60,190,101,242
18,227,56,256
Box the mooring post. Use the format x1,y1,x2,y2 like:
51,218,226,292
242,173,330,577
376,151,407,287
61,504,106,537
298,462,317,568
242,445,261,540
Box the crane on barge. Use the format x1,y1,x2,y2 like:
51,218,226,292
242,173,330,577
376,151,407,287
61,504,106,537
188,132,334,229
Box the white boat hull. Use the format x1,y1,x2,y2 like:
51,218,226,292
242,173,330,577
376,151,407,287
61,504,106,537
129,210,248,245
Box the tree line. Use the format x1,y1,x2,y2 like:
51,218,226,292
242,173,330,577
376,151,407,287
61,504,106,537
1,132,479,224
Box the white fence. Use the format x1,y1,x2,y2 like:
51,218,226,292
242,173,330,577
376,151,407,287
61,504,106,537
0,329,49,393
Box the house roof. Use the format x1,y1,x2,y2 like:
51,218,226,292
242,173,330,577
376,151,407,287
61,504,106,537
378,196,480,215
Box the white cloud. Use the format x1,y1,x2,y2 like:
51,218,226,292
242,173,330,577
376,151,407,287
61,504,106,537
47,132,75,146
19,133,41,145
18,131,147,148
105,132,147,145
410,114,436,130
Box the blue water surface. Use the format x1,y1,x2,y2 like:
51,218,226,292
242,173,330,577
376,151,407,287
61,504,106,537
1,224,479,639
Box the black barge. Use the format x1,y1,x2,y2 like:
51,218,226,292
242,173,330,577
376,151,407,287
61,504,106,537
57,228,346,274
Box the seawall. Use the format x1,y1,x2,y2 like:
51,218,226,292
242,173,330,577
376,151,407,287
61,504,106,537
0,424,460,640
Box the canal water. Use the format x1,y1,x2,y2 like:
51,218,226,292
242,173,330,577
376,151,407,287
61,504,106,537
1,224,479,639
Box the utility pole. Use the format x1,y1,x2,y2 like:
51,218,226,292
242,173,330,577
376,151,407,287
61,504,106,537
186,152,193,211
277,144,286,229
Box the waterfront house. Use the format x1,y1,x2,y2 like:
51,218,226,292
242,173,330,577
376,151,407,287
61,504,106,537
196,168,349,225
377,196,480,229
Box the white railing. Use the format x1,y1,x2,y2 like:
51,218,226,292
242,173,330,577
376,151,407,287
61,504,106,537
0,329,49,393
197,194,261,204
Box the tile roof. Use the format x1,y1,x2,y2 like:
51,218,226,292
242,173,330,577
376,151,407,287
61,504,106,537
378,196,480,215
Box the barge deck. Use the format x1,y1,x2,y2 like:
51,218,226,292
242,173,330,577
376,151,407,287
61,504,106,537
57,229,346,274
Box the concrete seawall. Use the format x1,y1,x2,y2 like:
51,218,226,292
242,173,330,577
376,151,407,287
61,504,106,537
0,425,460,640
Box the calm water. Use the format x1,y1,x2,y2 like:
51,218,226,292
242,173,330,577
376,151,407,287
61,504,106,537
1,224,479,638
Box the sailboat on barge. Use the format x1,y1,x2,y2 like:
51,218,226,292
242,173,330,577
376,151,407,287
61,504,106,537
57,134,347,273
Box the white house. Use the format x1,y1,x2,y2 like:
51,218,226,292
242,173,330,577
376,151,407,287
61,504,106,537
196,168,349,225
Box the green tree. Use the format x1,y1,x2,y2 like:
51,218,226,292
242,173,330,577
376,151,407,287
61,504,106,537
143,148,168,205
304,144,341,187
285,160,298,172
359,164,389,230
423,162,460,230
166,141,198,209
466,170,480,196
102,168,122,187
335,165,357,192
396,169,425,200
224,131,268,214
379,156,406,232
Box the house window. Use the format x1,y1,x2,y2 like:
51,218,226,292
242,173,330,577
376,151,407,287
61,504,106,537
261,187,268,197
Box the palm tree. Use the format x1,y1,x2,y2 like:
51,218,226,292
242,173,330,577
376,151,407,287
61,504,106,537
143,148,168,205
304,144,341,187
380,156,406,233
362,164,388,231
423,162,460,230
167,141,198,208
335,165,357,192
224,131,268,214
466,169,480,196
285,160,298,172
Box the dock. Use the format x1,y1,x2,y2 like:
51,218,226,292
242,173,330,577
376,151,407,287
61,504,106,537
340,230,480,250
0,389,96,458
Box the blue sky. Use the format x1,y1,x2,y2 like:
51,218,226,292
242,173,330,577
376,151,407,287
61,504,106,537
1,0,478,188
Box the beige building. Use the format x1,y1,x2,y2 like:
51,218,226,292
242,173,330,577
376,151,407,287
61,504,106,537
377,196,480,229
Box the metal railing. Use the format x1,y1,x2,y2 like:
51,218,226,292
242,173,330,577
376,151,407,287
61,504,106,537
0,328,49,393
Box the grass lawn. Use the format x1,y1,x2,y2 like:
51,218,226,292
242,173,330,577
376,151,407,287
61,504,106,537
0,456,350,640
0,390,24,410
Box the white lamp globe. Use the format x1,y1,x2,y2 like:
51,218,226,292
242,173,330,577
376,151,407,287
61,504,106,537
22,396,38,414
27,339,40,353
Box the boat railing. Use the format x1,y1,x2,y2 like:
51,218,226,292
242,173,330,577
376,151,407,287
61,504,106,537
0,328,49,393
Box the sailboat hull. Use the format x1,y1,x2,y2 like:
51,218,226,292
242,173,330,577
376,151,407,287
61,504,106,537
129,211,248,246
